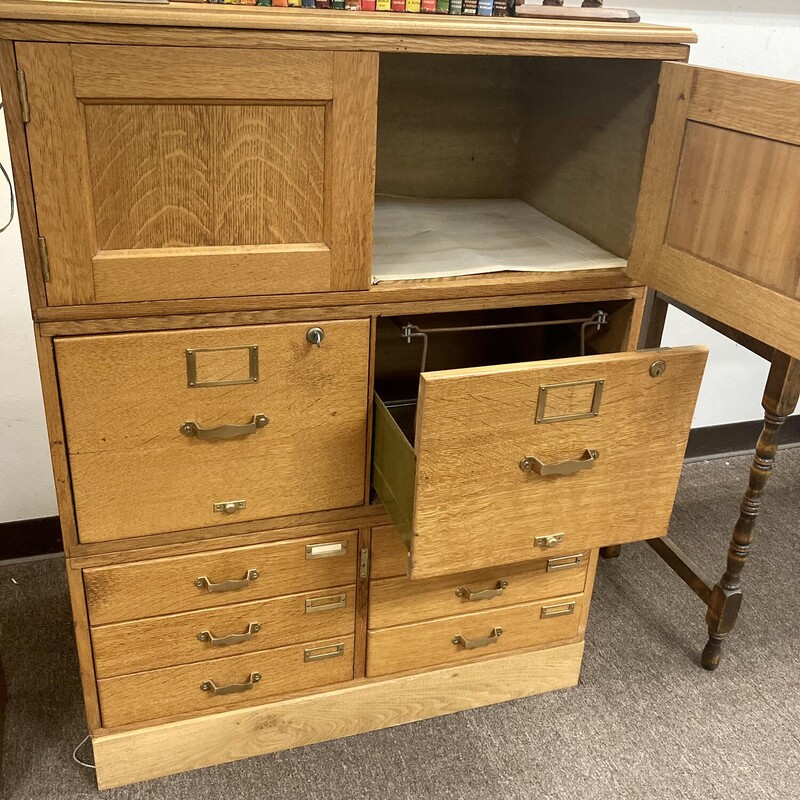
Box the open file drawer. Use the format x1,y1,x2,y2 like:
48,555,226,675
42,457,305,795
371,308,707,580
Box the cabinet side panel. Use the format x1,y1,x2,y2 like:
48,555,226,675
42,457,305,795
522,58,662,259
65,560,102,732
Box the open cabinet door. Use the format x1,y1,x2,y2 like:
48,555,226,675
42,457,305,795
628,62,800,358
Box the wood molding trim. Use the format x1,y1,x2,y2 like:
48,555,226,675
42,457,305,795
92,642,584,789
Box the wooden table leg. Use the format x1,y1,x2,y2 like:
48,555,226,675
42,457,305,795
701,352,800,670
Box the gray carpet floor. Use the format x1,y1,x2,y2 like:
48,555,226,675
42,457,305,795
1,448,798,799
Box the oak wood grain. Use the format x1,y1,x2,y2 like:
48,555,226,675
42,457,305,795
1,22,692,61
33,328,79,554
369,557,588,629
15,42,96,306
523,58,662,259
65,559,103,732
628,62,800,360
91,585,356,678
35,283,644,339
328,51,378,291
70,511,388,569
666,123,800,298
626,60,693,293
0,3,697,44
92,246,332,303
71,45,334,100
377,55,525,200
92,642,584,788
369,523,410,581
98,635,355,727
55,320,370,542
408,347,707,579
687,66,800,146
84,531,358,625
86,104,326,251
366,594,583,676
353,528,371,680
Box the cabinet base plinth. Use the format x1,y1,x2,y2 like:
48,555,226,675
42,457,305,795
93,641,584,789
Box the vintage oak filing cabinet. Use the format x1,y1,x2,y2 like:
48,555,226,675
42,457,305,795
0,1,798,789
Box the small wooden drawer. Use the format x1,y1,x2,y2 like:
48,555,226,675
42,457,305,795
98,635,355,727
369,555,588,629
85,532,357,625
366,595,583,678
373,346,706,579
92,585,356,678
55,319,370,543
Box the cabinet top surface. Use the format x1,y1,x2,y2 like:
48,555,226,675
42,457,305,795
0,0,697,44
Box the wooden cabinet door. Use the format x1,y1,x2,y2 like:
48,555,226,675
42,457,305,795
17,44,377,306
628,62,800,358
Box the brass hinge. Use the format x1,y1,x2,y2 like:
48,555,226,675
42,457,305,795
359,547,369,580
37,236,50,282
16,69,30,123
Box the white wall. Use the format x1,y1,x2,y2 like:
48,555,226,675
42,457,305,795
0,103,58,524
0,3,798,522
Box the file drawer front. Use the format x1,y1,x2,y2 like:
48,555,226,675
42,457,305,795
369,556,588,629
92,585,356,678
366,596,583,678
98,636,355,727
375,347,707,579
85,532,358,625
56,320,370,542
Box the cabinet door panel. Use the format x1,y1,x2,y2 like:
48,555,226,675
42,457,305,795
628,62,800,358
17,43,377,306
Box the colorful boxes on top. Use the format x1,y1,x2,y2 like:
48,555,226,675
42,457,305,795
212,0,515,13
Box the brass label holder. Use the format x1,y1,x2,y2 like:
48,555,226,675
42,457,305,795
305,594,347,613
305,541,348,560
304,643,345,662
186,345,259,389
540,601,576,619
547,553,585,572
535,379,604,424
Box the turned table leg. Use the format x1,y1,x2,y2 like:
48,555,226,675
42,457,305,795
701,352,800,670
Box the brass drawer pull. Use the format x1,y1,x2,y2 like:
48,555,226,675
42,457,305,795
547,554,585,572
180,414,268,440
305,541,348,560
540,602,576,619
200,672,260,695
520,448,599,477
304,643,345,662
452,626,503,650
198,622,261,647
195,568,259,593
305,594,347,613
455,579,508,602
